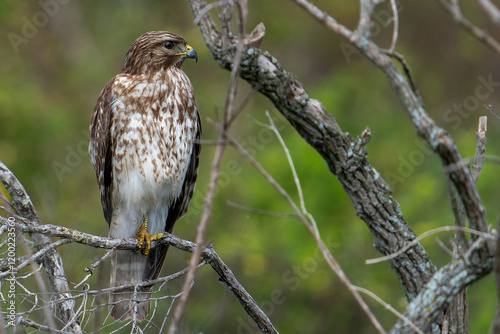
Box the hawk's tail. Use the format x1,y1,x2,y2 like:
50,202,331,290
108,250,151,322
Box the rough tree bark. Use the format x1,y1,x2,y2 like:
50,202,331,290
188,0,436,303
186,0,496,333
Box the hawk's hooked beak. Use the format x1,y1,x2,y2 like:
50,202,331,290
176,45,198,63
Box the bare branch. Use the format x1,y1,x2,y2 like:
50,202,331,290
187,0,436,304
388,0,398,52
0,238,71,279
0,161,82,333
438,0,500,55
472,116,487,184
446,116,488,333
390,237,494,334
476,0,500,27
74,247,116,289
168,1,249,333
381,50,422,100
0,214,278,333
292,0,490,245
357,0,378,38
210,119,386,333
17,318,65,334
365,226,494,265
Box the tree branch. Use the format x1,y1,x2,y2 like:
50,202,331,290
0,161,82,334
438,0,500,55
17,318,65,334
187,0,435,303
210,118,386,333
390,237,494,334
186,0,496,332
286,2,495,332
476,0,500,28
292,0,490,248
168,2,250,332
0,211,278,333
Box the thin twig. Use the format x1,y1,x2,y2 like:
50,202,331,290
265,111,320,237
227,85,259,125
194,0,232,24
0,238,71,279
485,104,500,119
210,119,386,334
168,2,248,333
366,226,494,265
74,247,117,289
16,227,58,332
16,318,64,334
472,116,487,184
438,0,500,55
355,286,424,334
389,0,398,52
382,50,421,100
446,176,468,253
0,161,81,333
477,0,500,27
0,217,279,332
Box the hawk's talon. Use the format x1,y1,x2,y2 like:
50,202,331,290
135,215,165,257
135,214,151,256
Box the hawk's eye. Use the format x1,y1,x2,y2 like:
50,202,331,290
164,41,175,49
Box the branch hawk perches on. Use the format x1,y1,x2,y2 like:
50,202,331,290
89,31,201,321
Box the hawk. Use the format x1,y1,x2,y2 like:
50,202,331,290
89,31,201,321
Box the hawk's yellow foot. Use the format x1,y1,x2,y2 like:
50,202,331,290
135,214,164,256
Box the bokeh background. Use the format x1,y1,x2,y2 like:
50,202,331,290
1,0,500,333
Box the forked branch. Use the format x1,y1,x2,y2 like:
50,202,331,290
0,161,277,334
187,0,436,305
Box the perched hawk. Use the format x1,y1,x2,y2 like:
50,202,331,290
89,31,201,321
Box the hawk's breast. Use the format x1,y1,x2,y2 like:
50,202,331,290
110,69,198,212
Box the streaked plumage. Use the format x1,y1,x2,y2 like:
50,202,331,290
89,31,201,321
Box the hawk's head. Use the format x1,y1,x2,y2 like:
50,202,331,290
121,31,198,75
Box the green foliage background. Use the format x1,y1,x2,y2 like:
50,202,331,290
1,0,499,333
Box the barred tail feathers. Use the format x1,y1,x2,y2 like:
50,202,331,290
109,250,151,321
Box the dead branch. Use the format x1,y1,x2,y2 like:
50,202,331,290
0,200,278,333
293,1,495,331
185,0,496,332
293,0,490,247
390,237,494,334
0,161,82,334
186,0,436,305
438,0,500,55
17,318,64,334
214,119,386,333
476,0,500,27
168,2,250,332
472,116,487,184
